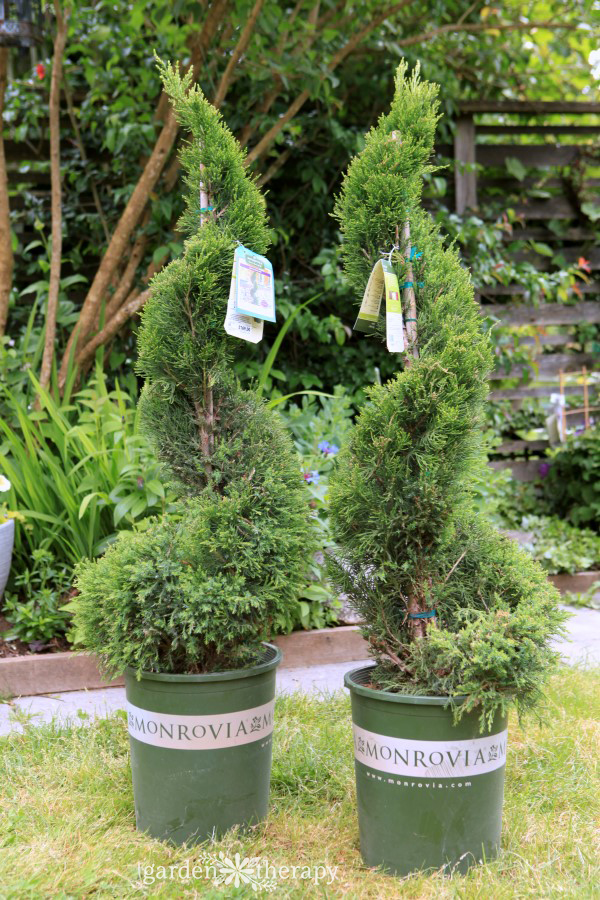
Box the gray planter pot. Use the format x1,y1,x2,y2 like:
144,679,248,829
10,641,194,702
0,518,15,598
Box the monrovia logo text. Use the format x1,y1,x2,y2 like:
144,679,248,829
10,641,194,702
353,725,508,778
126,700,275,750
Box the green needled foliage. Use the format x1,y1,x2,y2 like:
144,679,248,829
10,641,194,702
74,61,313,676
328,62,567,728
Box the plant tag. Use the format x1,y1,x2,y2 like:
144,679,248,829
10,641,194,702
224,262,264,343
354,259,404,352
384,261,404,353
233,244,276,322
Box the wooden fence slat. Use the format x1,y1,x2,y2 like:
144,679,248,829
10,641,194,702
479,177,600,189
454,115,477,213
494,439,550,455
477,145,586,167
500,228,596,242
489,460,543,480
435,143,594,166
479,284,600,296
477,125,600,135
518,334,576,347
489,352,598,380
490,385,596,400
481,302,600,326
459,101,600,113
510,197,582,219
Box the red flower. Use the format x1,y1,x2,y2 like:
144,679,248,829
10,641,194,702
35,63,46,80
577,256,591,273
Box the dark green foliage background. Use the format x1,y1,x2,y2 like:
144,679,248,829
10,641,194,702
2,1,596,405
541,427,600,531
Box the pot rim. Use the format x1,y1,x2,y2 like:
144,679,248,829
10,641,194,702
125,641,282,684
345,664,467,707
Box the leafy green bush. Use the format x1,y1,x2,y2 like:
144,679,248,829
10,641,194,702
3,549,71,644
327,63,567,728
472,467,600,575
278,390,355,631
541,427,600,531
519,515,600,575
73,63,313,676
0,365,173,579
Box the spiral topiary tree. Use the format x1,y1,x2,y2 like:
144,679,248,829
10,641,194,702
329,62,567,727
74,61,312,676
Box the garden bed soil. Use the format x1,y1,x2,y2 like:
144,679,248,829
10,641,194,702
0,616,69,659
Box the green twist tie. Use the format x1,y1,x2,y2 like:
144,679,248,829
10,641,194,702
199,206,214,212
405,317,417,323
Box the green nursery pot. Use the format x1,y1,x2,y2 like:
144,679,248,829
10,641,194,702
345,665,508,876
125,643,281,846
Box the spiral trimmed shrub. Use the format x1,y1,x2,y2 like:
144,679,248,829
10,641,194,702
74,61,313,676
328,62,567,727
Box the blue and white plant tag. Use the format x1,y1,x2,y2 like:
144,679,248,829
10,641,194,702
224,258,264,343
233,245,276,322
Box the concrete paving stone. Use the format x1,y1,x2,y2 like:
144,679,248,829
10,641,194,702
0,605,597,737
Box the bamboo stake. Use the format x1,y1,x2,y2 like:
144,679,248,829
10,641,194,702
564,405,600,416
402,217,419,362
559,369,566,438
582,366,590,430
399,211,428,638
198,162,214,469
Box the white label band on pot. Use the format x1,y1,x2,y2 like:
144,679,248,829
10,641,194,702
353,724,508,778
127,699,275,750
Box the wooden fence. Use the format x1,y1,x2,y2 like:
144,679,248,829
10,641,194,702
447,100,600,479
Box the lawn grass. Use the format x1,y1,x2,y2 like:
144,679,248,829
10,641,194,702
0,666,598,898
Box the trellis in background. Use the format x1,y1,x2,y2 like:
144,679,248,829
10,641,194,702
448,99,599,480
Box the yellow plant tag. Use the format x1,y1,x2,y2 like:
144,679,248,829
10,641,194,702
384,263,404,353
354,259,404,353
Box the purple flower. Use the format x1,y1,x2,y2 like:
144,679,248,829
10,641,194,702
137,476,145,489
303,470,320,484
538,462,551,478
318,440,339,457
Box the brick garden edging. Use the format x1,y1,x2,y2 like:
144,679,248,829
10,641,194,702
1,572,596,698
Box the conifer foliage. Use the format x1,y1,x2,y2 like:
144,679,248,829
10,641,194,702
74,62,312,676
329,63,567,726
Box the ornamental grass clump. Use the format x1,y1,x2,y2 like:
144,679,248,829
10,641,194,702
74,61,312,676
329,62,567,728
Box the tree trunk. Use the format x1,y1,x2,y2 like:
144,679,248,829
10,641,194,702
39,0,69,391
0,48,13,338
57,0,230,389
